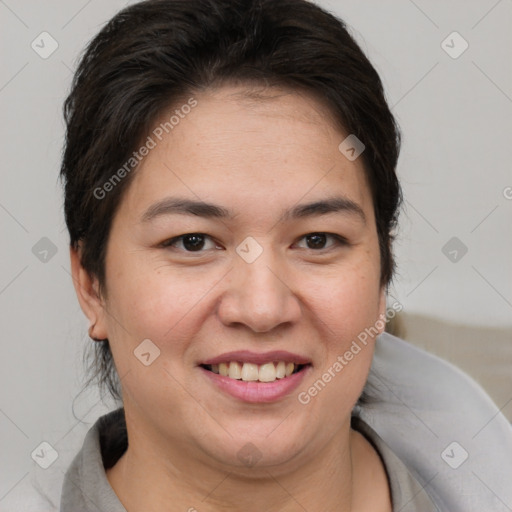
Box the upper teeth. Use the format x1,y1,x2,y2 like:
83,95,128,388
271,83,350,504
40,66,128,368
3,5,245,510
211,361,297,382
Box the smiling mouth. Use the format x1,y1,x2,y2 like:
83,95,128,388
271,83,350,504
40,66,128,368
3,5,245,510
201,361,309,383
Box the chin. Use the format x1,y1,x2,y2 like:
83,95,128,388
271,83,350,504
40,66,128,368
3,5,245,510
198,426,309,473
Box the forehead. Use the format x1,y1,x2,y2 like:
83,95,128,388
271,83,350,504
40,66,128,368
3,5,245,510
120,84,374,222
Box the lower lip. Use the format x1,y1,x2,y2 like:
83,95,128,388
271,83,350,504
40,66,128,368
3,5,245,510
200,366,311,403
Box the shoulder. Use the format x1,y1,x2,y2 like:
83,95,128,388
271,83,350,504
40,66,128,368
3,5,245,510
60,408,127,511
354,332,512,512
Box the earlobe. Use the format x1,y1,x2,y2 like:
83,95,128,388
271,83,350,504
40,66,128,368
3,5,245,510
69,245,108,341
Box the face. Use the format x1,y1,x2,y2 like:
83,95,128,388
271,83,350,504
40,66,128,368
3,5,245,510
73,84,386,474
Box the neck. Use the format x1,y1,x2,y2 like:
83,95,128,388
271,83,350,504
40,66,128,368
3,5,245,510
106,424,359,512
106,406,391,512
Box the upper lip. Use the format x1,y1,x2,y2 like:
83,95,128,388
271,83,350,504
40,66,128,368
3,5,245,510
200,350,311,366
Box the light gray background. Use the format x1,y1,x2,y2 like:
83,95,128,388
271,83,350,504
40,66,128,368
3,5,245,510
1,0,511,505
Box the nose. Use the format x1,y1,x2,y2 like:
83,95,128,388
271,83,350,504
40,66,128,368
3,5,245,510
216,246,302,333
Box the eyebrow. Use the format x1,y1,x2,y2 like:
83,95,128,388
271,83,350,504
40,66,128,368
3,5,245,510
141,196,366,225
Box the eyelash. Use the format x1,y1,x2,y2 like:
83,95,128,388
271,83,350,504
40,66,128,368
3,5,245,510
160,232,349,254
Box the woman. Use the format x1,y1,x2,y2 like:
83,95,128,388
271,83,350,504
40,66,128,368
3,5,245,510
59,0,512,510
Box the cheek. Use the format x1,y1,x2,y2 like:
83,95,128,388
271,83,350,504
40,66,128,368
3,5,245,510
301,279,379,414
103,266,199,406
306,261,382,335
302,257,381,390
105,251,187,331
104,257,223,371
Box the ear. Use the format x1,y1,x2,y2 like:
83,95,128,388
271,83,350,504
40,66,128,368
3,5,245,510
70,244,109,340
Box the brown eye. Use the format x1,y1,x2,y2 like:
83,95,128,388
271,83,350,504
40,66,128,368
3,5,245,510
295,232,347,251
162,233,218,252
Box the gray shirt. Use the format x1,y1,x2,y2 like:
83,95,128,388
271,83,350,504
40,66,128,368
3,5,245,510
60,407,437,511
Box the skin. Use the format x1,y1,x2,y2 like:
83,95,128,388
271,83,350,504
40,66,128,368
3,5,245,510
71,84,392,512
